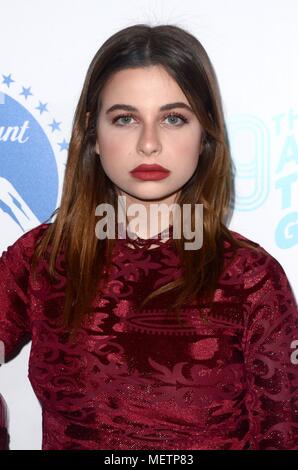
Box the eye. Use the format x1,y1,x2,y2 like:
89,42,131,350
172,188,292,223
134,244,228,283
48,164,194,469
111,112,189,127
164,113,188,126
112,114,135,126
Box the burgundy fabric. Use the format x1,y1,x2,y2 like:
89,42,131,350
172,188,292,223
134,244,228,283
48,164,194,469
0,223,298,450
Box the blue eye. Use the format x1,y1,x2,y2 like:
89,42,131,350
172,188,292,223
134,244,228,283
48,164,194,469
113,115,134,125
165,114,188,125
112,113,189,126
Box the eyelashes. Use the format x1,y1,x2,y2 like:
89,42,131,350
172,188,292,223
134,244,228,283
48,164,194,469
111,112,189,127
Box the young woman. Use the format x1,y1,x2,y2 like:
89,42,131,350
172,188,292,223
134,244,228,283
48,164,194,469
0,23,297,451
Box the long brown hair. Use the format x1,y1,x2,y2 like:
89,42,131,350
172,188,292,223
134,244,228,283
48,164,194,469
32,23,261,341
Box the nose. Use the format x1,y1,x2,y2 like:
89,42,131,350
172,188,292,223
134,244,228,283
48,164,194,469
137,124,162,157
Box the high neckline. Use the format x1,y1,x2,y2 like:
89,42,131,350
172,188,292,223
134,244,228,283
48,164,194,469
118,224,174,251
128,224,173,241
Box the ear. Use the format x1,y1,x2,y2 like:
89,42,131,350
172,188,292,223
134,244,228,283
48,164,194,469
85,112,90,130
86,112,100,155
199,132,206,155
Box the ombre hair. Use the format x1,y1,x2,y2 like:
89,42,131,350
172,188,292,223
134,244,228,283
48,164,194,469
32,23,261,340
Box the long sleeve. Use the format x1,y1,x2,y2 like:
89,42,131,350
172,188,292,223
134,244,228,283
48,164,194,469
242,250,298,449
0,232,34,450
0,233,32,363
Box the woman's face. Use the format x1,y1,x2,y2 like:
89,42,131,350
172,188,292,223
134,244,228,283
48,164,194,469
95,65,204,206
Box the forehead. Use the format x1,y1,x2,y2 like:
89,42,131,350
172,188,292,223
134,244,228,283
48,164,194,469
100,65,188,105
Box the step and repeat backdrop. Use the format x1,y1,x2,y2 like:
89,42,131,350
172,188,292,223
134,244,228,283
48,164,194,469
0,0,297,450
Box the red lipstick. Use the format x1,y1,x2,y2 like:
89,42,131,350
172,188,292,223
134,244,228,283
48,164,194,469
130,164,170,181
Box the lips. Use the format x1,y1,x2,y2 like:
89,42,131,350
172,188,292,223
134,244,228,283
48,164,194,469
130,164,170,173
130,164,170,181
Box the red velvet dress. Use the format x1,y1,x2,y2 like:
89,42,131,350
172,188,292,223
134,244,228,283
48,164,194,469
0,223,298,450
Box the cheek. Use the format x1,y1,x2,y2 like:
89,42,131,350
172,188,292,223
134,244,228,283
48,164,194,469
170,128,202,157
176,157,199,180
97,133,129,171
171,141,200,171
99,137,124,157
98,142,129,178
97,122,128,155
98,134,134,169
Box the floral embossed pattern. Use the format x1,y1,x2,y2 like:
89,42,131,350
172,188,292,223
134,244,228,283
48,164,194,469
0,223,298,450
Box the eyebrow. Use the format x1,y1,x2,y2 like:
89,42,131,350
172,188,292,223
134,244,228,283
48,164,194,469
105,102,194,114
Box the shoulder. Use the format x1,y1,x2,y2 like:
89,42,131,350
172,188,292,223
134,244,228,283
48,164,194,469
224,229,292,289
15,222,50,248
1,223,51,262
224,230,285,284
226,229,261,250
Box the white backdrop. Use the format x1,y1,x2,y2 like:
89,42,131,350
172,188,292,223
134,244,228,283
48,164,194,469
0,0,297,450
